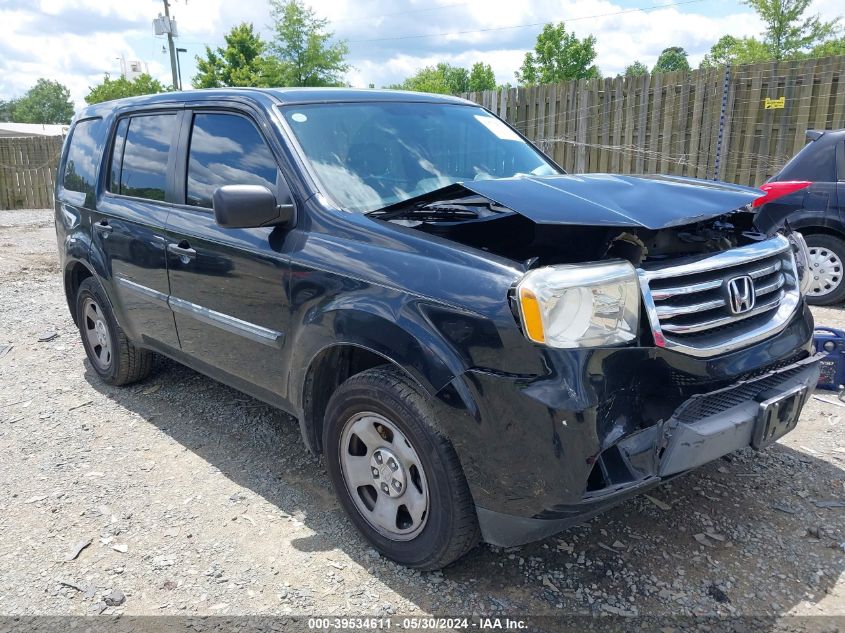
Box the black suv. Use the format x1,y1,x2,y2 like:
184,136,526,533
755,129,845,305
56,88,820,569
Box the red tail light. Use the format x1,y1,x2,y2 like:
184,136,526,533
752,181,812,207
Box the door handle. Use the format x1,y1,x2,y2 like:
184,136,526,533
167,241,197,261
94,220,113,234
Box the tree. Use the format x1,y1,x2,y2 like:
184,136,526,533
743,0,839,60
468,62,496,91
390,63,469,94
624,61,648,77
699,35,772,67
10,79,74,124
0,99,17,122
85,74,166,105
267,0,349,86
392,61,498,94
516,22,600,85
194,23,270,88
808,36,845,57
652,47,690,73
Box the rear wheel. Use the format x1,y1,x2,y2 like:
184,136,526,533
323,366,479,570
804,234,845,306
75,277,154,385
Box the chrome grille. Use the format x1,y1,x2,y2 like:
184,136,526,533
638,235,801,357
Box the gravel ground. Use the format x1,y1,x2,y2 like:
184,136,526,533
1,209,844,619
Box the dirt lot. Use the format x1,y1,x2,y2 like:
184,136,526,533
1,209,844,620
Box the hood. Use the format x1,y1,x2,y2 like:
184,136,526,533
461,173,764,230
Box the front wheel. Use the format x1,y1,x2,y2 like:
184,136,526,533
804,234,845,306
323,366,479,570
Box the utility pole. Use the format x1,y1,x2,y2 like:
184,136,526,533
162,0,179,90
176,47,187,90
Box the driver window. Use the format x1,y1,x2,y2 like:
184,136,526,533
186,113,278,208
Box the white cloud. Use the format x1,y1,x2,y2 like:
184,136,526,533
1,0,842,110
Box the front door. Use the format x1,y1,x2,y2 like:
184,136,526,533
94,112,181,349
164,109,292,398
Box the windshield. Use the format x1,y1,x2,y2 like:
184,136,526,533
280,102,558,213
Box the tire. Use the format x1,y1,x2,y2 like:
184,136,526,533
75,277,154,385
323,366,479,570
804,234,845,306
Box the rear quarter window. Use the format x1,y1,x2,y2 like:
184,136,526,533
778,139,836,182
61,117,105,206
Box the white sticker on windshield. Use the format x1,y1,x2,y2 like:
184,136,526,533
291,112,307,123
474,114,521,141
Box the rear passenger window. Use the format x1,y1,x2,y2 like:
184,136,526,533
119,114,177,201
186,113,278,208
62,118,104,204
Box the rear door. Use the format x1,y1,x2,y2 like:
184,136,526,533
164,107,292,398
94,111,181,349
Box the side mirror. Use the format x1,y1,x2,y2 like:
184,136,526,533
212,185,296,229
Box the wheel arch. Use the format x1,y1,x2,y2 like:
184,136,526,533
63,259,96,325
789,214,845,239
299,343,433,455
292,303,468,454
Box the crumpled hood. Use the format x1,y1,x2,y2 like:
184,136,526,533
461,173,764,230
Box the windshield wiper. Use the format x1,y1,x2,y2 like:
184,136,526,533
369,187,511,222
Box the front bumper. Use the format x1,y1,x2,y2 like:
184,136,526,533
473,353,820,547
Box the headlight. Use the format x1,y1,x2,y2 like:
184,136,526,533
515,261,640,348
787,231,812,296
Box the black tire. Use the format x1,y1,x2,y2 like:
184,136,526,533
804,234,845,306
323,366,479,570
75,277,154,385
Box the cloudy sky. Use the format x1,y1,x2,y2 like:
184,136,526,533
1,0,842,107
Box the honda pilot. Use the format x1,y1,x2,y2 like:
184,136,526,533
55,88,821,569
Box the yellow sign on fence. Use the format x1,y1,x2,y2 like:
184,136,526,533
764,96,786,109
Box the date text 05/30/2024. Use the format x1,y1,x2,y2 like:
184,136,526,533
307,617,528,630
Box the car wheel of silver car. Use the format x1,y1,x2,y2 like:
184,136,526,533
804,234,845,306
75,277,154,385
323,365,479,570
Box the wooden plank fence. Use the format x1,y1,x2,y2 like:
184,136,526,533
0,135,64,210
463,55,845,186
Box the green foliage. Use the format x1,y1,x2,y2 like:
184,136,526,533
468,62,496,91
0,99,17,122
390,63,469,94
9,78,74,124
808,36,845,57
267,0,349,87
193,23,270,88
652,47,690,73
84,74,166,105
623,61,648,77
391,61,498,95
516,22,600,85
700,35,772,68
743,0,839,60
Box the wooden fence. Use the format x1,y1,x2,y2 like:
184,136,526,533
0,135,64,210
463,55,845,186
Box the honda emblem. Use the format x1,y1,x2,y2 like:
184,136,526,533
727,275,755,314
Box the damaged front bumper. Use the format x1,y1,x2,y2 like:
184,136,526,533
456,337,821,547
